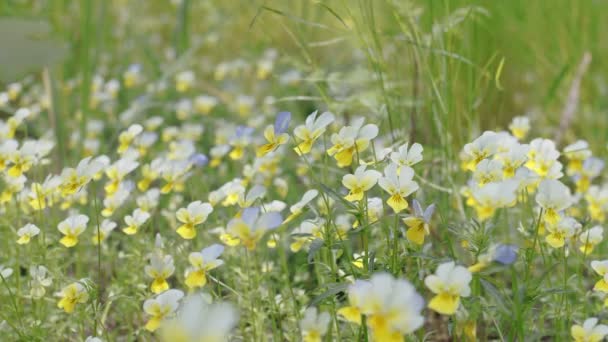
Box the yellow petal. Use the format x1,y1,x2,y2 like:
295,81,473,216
122,226,139,235
387,194,408,213
145,316,162,332
594,279,608,292
60,235,78,248
176,225,196,240
185,270,207,289
17,235,31,245
220,233,241,247
151,278,169,294
545,234,565,248
294,140,313,155
256,143,276,157
58,297,75,313
344,189,363,202
335,148,354,168
338,306,362,324
428,293,460,315
406,226,426,245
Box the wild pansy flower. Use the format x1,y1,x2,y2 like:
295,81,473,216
235,94,255,117
105,157,139,195
92,219,117,245
460,131,498,171
390,142,423,168
194,95,218,115
58,214,89,247
470,180,518,221
57,282,89,313
526,138,562,178
293,111,335,155
0,139,18,171
117,124,143,154
210,179,245,207
8,141,38,177
564,140,592,176
403,200,435,245
145,252,175,294
545,216,580,248
29,265,52,299
579,226,604,254
591,260,608,293
134,131,158,157
209,144,230,168
28,175,62,210
536,179,573,225
290,219,325,252
327,118,378,168
300,307,330,342
586,185,608,222
284,189,318,223
228,126,254,160
425,261,472,315
378,163,419,213
0,174,25,203
138,158,164,191
143,289,184,332
7,82,22,100
342,165,381,202
160,160,191,194
573,157,604,193
176,201,213,239
338,273,424,340
122,208,150,235
101,184,131,217
222,207,282,250
158,295,238,342
123,64,142,88
571,317,608,342
17,223,40,245
495,143,529,178
175,99,193,120
184,244,224,289
59,157,104,197
175,70,195,93
508,116,530,140
256,111,291,157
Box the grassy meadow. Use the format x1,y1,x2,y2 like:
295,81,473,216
1,0,608,341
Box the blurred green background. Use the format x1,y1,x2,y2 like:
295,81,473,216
1,0,606,155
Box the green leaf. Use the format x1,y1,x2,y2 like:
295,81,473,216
480,278,510,313
0,18,67,82
308,238,324,264
319,183,357,210
309,282,349,307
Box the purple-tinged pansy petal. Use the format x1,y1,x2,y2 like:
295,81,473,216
190,153,209,167
200,244,225,260
274,111,292,134
257,212,283,230
423,204,436,223
412,199,423,217
494,244,518,265
241,207,260,226
235,126,254,138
